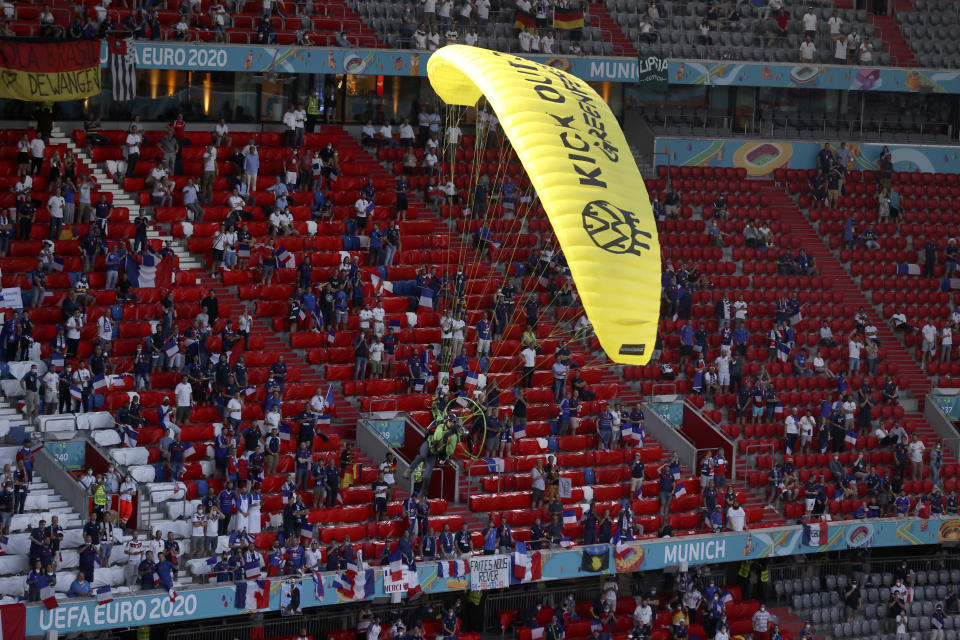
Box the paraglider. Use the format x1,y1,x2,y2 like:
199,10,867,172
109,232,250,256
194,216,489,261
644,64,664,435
426,45,661,365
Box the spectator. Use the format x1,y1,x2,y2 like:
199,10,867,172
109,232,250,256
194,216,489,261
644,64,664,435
67,571,91,598
799,35,816,62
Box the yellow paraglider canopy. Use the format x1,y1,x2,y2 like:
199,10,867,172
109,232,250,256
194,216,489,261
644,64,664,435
426,45,661,365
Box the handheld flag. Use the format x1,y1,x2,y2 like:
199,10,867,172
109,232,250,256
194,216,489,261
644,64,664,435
69,385,83,401
39,575,58,610
51,351,65,368
96,585,113,605
244,559,261,580
164,340,179,358
562,508,577,525
123,426,138,448
418,287,434,309
92,374,108,391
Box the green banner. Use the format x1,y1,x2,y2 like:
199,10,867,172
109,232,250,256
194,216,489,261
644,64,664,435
637,51,669,92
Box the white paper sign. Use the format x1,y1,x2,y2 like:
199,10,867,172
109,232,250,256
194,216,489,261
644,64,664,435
468,554,510,590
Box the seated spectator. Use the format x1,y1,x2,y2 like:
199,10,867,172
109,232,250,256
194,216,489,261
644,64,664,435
725,4,746,31
67,571,91,597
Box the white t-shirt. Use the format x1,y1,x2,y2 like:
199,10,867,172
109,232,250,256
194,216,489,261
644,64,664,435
908,440,925,462
205,510,220,536
216,123,229,137
518,30,532,51
828,16,843,34
800,41,816,60
359,308,373,329
125,539,144,565
175,381,192,407
922,324,937,343
540,34,554,53
802,12,817,31
191,512,205,536
369,342,383,362
67,315,83,339
715,355,730,376
943,327,953,345
848,339,861,359
47,194,64,219
475,0,489,18
203,147,217,172
521,347,536,368
228,398,243,421
726,506,746,531
834,38,848,60
125,133,141,155
842,400,856,420
784,415,798,435
29,137,44,158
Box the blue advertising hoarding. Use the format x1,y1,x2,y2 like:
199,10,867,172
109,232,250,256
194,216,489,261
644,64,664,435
27,516,958,635
98,41,960,93
654,138,960,177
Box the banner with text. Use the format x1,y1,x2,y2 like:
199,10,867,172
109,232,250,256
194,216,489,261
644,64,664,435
0,38,101,102
28,518,952,635
637,52,668,92
468,554,511,590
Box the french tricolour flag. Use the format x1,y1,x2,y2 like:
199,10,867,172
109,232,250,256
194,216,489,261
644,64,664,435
465,371,479,391
845,429,858,447
0,535,9,556
558,537,574,549
480,457,505,473
96,585,113,605
278,422,292,441
897,263,922,276
562,508,577,525
126,254,157,287
388,550,404,582
777,341,791,362
300,521,314,544
244,559,261,579
438,559,468,578
418,287,433,309
674,481,686,498
164,340,179,358
123,426,138,448
276,247,296,269
92,374,108,391
51,351,65,368
245,385,256,397
183,443,196,459
234,579,269,610
39,575,58,610
69,385,83,401
513,423,526,439
512,542,542,582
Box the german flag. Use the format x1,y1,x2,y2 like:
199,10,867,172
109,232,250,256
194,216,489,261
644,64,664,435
554,7,585,30
513,9,537,33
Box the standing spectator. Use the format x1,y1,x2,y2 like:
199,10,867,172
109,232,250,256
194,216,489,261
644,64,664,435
925,238,938,278
751,603,772,640
908,434,925,480
922,318,938,371
799,35,816,62
844,580,862,621
125,126,141,179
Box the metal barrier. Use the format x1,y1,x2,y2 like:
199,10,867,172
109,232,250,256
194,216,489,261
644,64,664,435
33,446,90,521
